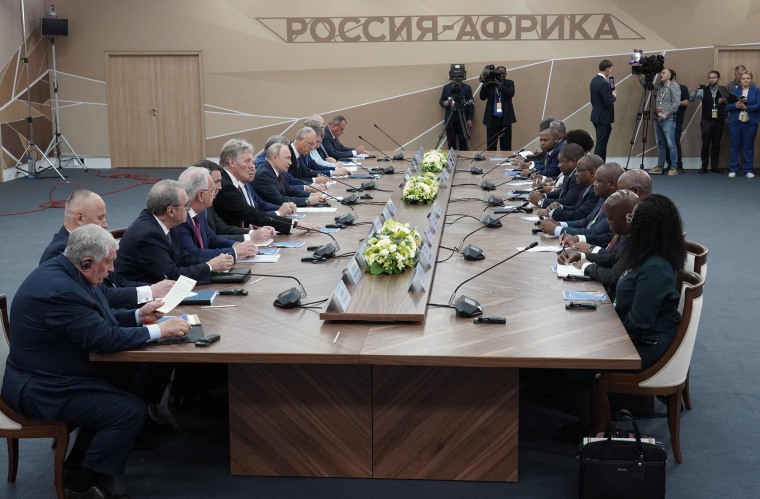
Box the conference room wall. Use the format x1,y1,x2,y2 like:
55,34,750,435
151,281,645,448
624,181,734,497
3,1,759,170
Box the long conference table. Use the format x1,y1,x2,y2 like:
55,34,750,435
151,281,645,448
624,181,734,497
93,152,640,482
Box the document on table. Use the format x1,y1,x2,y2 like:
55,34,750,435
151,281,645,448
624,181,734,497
518,244,562,252
297,207,338,213
557,264,585,278
521,216,540,222
237,254,281,263
157,275,197,314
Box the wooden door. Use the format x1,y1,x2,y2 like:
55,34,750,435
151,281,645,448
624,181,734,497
107,56,159,167
107,54,204,168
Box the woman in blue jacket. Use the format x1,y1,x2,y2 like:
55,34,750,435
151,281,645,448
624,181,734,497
726,71,760,178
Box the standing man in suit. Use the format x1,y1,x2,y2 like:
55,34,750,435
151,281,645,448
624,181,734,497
479,65,516,151
175,166,266,260
39,189,174,309
689,70,727,174
1,224,188,498
213,138,322,233
115,180,234,284
439,68,474,150
254,143,326,207
590,59,617,161
322,115,367,160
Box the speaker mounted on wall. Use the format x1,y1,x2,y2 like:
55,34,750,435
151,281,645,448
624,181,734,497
41,18,69,37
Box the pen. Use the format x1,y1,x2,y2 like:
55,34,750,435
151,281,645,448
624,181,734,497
246,277,264,287
201,305,238,309
333,331,341,343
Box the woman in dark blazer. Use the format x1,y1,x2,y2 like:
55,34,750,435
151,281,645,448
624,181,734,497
725,71,760,177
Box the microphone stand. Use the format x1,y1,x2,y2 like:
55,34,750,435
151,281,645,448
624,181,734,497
357,135,396,173
448,241,539,317
478,148,524,190
373,123,406,160
465,125,510,167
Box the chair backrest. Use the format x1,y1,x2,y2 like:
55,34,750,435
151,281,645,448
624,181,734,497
110,228,126,240
640,271,704,388
680,241,708,314
0,294,10,384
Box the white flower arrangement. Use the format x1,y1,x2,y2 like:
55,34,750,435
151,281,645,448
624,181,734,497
401,171,439,204
363,220,422,275
420,149,448,173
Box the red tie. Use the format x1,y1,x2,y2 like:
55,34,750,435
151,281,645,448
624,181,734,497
192,216,204,248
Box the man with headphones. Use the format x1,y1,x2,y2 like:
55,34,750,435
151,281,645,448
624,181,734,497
2,225,188,498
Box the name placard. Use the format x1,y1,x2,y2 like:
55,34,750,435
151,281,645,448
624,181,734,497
382,206,393,221
409,262,428,292
385,198,397,215
333,280,352,312
432,200,443,219
420,242,433,268
422,226,433,247
345,258,363,286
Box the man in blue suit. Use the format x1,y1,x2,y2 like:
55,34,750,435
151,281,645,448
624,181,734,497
537,154,603,223
590,59,617,161
479,65,517,151
514,127,563,178
528,143,585,209
254,143,326,207
322,115,368,160
1,224,188,498
175,166,270,261
39,189,174,308
115,180,235,284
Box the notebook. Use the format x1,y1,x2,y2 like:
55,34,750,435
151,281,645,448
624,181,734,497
179,289,218,306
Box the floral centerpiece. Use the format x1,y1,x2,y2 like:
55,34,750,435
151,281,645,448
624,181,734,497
401,171,439,204
420,149,448,173
363,220,421,275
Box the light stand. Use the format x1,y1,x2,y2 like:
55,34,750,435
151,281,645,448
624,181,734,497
12,0,62,179
41,33,87,175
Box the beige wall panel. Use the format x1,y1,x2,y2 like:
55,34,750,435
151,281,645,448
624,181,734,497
54,72,106,104
57,103,110,157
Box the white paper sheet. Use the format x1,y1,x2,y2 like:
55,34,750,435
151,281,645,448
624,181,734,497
157,275,197,314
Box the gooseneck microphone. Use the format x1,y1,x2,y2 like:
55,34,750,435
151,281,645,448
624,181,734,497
247,273,310,308
467,125,510,166
264,216,340,259
448,241,539,317
478,148,525,190
373,123,406,160
319,173,367,195
357,135,396,172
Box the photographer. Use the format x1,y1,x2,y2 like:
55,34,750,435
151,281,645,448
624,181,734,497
439,69,474,150
479,65,516,151
689,70,727,174
640,68,681,175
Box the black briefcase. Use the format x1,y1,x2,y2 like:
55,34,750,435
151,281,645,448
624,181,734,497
578,409,667,499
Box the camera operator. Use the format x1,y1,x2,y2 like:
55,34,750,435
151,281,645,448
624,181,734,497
439,73,474,150
479,65,516,151
640,68,681,175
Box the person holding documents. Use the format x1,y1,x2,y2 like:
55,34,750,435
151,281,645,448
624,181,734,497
2,225,187,499
116,180,234,284
176,166,270,260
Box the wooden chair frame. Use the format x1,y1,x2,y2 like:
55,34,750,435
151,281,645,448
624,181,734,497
682,240,708,410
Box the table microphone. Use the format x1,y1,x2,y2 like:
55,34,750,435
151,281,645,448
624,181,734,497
247,272,309,308
357,135,396,172
479,148,524,190
448,241,538,317
372,123,406,160
467,125,510,167
320,174,368,194
264,217,340,259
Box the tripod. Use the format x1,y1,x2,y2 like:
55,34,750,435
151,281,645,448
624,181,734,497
40,36,87,176
438,85,472,151
12,0,62,179
625,76,655,170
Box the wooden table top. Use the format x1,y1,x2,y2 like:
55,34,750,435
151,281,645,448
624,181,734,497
94,153,640,370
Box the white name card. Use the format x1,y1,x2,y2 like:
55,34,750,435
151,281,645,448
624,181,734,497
333,280,352,312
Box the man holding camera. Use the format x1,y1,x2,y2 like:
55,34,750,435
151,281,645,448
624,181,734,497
439,65,474,150
479,65,516,151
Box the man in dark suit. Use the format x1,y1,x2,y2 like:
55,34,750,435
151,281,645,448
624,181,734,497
288,127,335,184
439,76,474,150
39,189,174,308
513,127,563,178
115,180,234,284
528,143,585,209
1,224,188,498
175,166,265,261
590,59,617,161
254,143,326,207
479,65,516,151
213,138,322,233
322,115,367,159
537,154,603,222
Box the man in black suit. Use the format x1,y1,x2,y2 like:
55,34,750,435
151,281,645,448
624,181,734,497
288,127,334,184
590,59,617,161
528,143,586,209
439,75,474,150
213,138,322,233
536,154,603,222
39,189,174,308
2,224,188,498
115,180,234,284
322,115,367,159
479,65,516,151
254,143,326,207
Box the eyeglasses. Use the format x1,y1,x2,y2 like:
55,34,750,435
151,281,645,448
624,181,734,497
576,168,594,173
171,203,191,210
199,188,219,194
625,213,633,223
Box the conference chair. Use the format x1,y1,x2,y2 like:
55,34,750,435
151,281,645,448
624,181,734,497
0,294,70,499
594,271,704,464
681,240,708,410
109,227,126,239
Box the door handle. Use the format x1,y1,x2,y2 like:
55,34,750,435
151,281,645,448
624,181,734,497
151,108,157,116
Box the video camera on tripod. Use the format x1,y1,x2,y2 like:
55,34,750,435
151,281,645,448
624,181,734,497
447,64,472,109
630,50,665,86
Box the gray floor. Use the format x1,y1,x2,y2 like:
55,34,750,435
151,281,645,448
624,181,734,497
1,166,758,498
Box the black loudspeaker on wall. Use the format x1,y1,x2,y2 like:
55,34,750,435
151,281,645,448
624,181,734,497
41,18,68,37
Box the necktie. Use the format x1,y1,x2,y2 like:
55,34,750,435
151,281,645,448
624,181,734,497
192,216,205,249
238,185,250,206
277,172,284,191
586,202,605,230
606,234,619,251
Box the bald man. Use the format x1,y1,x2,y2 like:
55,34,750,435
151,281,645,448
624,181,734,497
39,189,174,308
559,190,639,297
